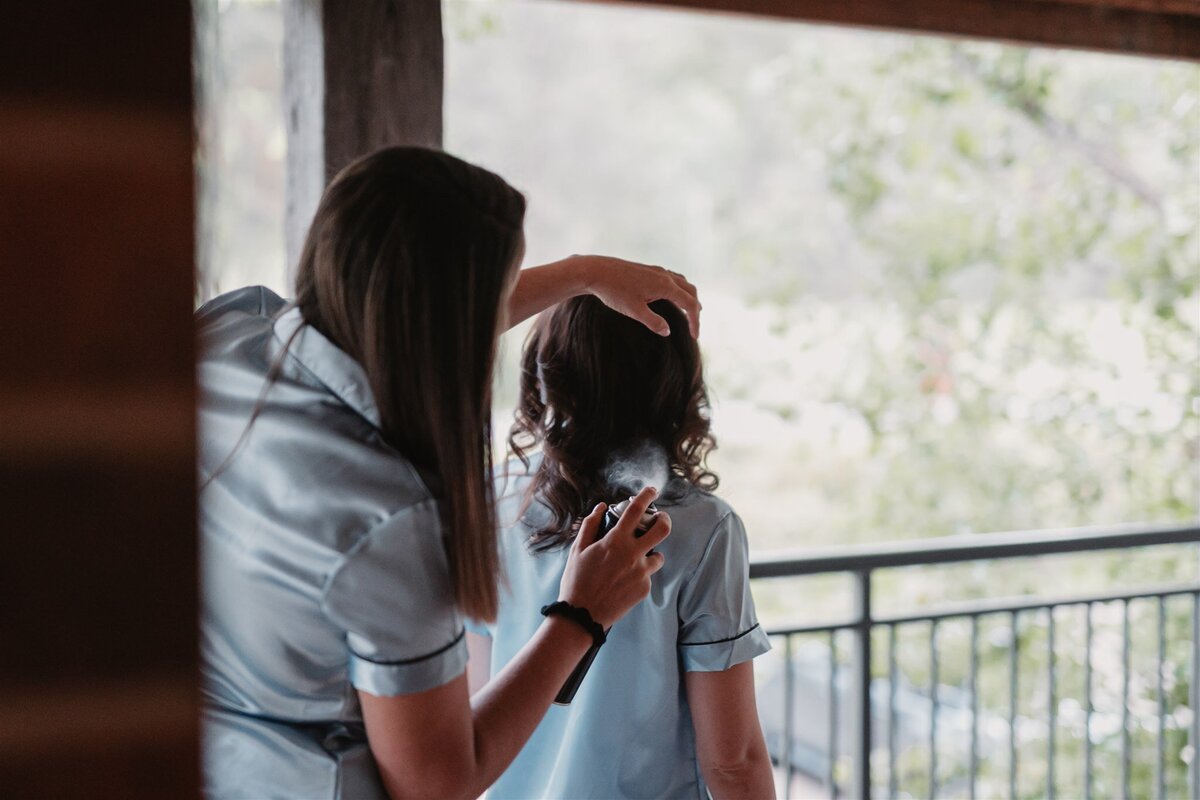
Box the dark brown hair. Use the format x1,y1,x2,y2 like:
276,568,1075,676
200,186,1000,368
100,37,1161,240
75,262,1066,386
295,147,525,621
508,295,717,551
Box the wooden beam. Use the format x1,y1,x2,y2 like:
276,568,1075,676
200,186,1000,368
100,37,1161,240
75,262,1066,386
283,0,444,281
1036,0,1200,14
601,0,1200,61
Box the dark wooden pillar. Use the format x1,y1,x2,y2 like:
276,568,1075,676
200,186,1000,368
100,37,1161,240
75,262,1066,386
283,0,444,281
0,3,197,798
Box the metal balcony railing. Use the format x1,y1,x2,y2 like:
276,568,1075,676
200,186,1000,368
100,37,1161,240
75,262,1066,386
749,522,1200,800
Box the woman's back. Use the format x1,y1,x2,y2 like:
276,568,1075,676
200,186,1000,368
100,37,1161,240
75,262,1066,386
198,286,466,799
474,455,770,800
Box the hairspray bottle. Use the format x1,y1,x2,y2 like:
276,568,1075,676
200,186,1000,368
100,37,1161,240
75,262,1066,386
554,497,659,705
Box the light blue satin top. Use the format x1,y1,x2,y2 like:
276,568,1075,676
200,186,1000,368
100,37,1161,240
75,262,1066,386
472,459,772,800
197,287,466,800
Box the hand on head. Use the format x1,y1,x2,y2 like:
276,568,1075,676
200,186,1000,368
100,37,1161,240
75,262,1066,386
570,255,702,339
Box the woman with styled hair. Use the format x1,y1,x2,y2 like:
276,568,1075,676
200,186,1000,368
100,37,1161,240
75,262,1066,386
468,296,776,799
196,146,700,799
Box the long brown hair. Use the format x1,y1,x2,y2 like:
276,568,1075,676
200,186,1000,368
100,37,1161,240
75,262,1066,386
295,147,525,621
508,296,717,551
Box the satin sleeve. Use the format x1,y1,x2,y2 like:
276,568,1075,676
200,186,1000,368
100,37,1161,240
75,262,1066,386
676,511,772,672
463,617,492,637
320,499,467,696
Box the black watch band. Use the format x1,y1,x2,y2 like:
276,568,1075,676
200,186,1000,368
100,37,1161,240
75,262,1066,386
540,600,607,648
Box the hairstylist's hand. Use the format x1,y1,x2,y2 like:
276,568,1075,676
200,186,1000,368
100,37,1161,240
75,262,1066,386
558,486,670,628
569,255,702,338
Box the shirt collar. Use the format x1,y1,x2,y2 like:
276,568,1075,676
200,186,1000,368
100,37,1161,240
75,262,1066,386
272,306,382,429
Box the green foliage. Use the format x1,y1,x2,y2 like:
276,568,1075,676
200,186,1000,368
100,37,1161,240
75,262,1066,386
742,39,1198,545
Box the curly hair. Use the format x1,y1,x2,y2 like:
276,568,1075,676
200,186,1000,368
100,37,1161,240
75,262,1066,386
507,295,718,551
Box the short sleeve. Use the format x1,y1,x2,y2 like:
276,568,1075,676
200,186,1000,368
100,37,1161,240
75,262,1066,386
464,617,492,638
677,511,772,672
320,499,467,696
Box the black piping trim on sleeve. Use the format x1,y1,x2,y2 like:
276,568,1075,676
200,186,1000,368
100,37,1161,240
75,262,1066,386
349,628,466,666
678,623,761,647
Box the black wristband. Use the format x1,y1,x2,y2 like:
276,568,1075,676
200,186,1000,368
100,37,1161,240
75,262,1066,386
540,601,607,648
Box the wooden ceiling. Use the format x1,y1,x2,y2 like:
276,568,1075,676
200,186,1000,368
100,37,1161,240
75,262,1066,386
602,0,1200,60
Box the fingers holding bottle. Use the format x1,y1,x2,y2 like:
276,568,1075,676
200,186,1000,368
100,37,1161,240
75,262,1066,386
607,485,671,564
559,493,669,628
607,486,660,541
572,502,606,552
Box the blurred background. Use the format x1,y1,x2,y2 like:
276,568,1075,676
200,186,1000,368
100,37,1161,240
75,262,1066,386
194,1,1199,796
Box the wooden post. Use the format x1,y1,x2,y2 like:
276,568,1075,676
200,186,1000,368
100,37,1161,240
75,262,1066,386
283,0,444,283
0,3,197,797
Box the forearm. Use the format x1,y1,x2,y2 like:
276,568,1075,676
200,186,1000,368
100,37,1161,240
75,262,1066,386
366,620,591,800
370,500,667,800
505,254,701,337
701,740,776,800
505,258,592,330
463,616,592,795
687,662,777,800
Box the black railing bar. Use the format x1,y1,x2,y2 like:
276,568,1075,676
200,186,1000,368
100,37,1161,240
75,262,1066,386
1192,594,1199,800
761,582,1200,638
851,569,872,800
888,624,898,800
1009,610,1019,800
1121,599,1131,800
1156,596,1166,800
828,630,837,800
870,582,1200,627
968,616,978,800
783,634,795,795
749,522,1200,578
765,619,860,637
1047,607,1056,800
929,620,939,800
1084,603,1093,800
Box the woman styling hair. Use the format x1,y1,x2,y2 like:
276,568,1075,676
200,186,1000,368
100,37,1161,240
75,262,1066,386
468,295,775,799
197,147,699,799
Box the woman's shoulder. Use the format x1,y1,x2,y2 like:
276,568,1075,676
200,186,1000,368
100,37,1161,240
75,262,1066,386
492,453,537,496
657,481,737,531
206,422,439,555
196,285,286,329
492,455,542,534
648,482,746,567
